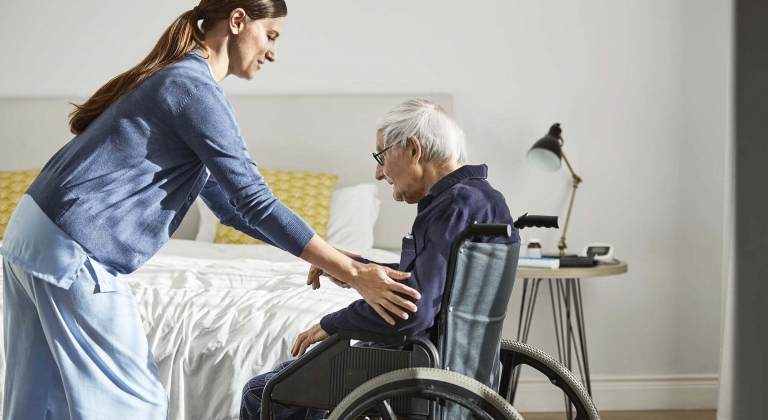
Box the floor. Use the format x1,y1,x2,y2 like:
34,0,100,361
518,411,717,420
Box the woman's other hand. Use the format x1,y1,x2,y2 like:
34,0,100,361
306,265,350,289
306,247,360,289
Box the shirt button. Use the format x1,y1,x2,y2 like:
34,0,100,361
188,196,194,202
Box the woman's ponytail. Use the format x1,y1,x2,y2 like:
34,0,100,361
68,10,206,134
68,0,286,135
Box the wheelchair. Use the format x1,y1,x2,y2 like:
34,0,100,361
261,215,600,420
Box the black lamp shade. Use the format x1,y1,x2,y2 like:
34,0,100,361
527,123,563,172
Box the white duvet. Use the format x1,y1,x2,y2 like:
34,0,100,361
0,239,400,420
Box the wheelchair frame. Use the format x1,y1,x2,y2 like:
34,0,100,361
260,215,600,420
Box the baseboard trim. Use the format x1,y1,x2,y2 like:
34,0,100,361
510,374,719,412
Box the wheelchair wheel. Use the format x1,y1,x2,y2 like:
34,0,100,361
499,340,600,420
328,367,523,420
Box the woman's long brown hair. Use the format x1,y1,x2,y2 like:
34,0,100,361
69,0,287,135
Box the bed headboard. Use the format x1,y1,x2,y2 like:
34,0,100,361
0,94,452,250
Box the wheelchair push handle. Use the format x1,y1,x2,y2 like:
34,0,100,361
455,214,559,243
514,213,559,230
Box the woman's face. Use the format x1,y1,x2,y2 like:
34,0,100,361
229,15,285,80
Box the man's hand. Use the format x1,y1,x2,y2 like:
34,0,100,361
291,324,330,357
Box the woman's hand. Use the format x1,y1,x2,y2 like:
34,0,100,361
306,248,360,289
345,263,419,326
291,324,330,357
299,235,420,326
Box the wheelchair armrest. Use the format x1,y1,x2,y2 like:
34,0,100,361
337,329,407,344
337,329,440,368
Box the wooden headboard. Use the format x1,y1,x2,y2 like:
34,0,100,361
0,94,452,250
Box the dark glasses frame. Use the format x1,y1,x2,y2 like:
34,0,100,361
372,144,395,166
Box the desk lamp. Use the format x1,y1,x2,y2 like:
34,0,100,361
526,123,582,257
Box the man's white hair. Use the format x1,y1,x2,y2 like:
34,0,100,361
378,99,468,164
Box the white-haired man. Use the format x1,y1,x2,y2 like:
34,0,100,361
240,99,519,420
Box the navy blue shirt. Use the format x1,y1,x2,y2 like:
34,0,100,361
320,164,519,336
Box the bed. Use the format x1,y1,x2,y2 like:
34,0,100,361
0,94,452,420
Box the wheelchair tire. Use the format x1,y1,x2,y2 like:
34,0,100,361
328,367,523,420
500,340,600,420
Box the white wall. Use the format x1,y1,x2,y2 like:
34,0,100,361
677,0,731,385
0,0,731,412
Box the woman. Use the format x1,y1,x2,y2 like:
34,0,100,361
0,1,419,418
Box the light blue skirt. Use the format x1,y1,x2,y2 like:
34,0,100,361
1,195,167,419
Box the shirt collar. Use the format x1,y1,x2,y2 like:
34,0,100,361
417,164,488,212
429,164,487,196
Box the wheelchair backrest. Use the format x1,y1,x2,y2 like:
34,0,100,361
438,241,521,388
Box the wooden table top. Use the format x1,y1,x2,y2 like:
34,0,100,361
515,261,628,279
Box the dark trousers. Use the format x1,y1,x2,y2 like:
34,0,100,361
240,361,326,420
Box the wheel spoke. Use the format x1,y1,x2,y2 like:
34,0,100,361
328,368,523,420
375,400,397,420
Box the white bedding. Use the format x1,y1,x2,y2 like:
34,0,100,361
0,240,400,420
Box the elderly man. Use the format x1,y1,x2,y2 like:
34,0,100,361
240,99,519,420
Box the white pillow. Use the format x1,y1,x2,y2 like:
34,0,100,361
195,197,218,242
326,183,380,253
194,183,381,252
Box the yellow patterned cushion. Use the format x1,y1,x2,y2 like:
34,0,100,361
214,169,338,245
0,169,41,240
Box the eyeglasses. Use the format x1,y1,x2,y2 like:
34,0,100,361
372,144,395,166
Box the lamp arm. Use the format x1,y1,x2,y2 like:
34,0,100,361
560,149,582,184
558,150,583,256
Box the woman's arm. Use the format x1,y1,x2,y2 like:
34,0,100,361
175,86,420,322
306,250,398,290
198,175,279,247
300,236,419,325
202,176,419,322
